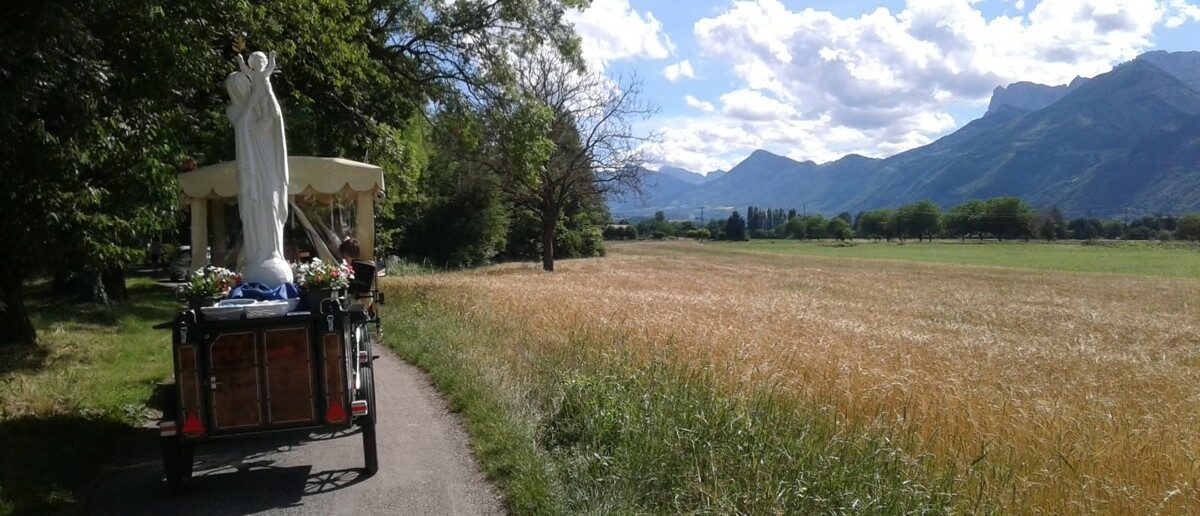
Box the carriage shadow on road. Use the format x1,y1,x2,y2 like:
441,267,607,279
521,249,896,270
86,429,371,515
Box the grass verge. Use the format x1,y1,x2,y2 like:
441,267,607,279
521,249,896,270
380,281,962,514
0,276,175,515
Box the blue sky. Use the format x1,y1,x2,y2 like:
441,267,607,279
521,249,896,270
566,0,1200,172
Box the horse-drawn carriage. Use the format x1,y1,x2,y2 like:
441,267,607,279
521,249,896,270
156,156,385,492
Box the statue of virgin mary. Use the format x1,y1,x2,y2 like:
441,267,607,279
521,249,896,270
225,51,292,287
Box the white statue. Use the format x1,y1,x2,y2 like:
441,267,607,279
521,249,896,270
226,51,292,287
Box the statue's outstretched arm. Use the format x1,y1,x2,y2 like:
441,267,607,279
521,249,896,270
265,51,277,76
235,54,250,75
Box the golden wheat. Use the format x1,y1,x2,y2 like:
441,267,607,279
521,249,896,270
390,241,1200,514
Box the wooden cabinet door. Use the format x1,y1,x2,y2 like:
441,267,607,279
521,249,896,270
208,331,263,430
263,327,317,425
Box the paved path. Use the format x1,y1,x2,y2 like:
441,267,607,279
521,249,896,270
87,350,503,515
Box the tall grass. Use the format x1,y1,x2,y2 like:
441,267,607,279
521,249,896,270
385,241,1200,513
382,283,960,514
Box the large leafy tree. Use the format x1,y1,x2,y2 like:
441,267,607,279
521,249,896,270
945,200,988,240
725,211,749,242
506,53,656,271
0,1,235,343
983,196,1036,241
894,200,942,242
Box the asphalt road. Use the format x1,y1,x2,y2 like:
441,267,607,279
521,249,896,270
86,350,503,515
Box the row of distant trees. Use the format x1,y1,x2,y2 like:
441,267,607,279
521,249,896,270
610,198,1200,243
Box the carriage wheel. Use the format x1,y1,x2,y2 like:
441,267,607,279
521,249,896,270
160,386,194,494
163,436,195,494
359,366,378,475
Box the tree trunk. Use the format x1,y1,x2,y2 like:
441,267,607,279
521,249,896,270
103,266,128,302
540,202,556,273
541,220,555,272
1,273,36,345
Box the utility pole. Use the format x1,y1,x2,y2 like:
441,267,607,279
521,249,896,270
802,202,807,217
699,206,705,225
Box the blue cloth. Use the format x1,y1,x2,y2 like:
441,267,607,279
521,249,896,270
227,282,300,301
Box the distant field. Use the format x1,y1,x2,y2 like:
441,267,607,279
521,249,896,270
387,240,1200,513
699,239,1200,278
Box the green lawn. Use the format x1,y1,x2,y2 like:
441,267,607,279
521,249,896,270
0,276,176,515
702,240,1200,278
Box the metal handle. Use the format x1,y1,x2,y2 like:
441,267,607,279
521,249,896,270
209,376,222,390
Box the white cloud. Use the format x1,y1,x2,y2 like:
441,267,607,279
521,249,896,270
684,95,715,112
567,0,674,72
1165,0,1200,26
662,60,696,82
648,0,1192,170
719,89,798,121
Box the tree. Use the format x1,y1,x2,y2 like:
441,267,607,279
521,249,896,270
706,219,726,240
804,215,829,240
983,197,1036,241
1037,208,1067,241
895,200,941,241
1175,214,1200,241
826,218,853,241
725,211,749,241
946,200,987,240
0,1,241,343
856,210,896,241
1101,220,1127,239
784,216,806,240
497,52,656,271
398,113,509,268
1068,218,1103,240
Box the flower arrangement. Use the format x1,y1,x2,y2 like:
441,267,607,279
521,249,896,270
179,266,241,300
293,258,353,290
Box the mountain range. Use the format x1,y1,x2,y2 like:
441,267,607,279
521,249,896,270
612,50,1200,219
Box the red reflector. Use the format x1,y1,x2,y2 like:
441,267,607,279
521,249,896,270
159,421,178,437
325,402,347,423
351,400,369,417
182,412,204,436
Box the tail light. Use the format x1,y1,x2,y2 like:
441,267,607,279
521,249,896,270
182,411,205,436
322,332,348,424
177,344,206,438
350,400,369,417
325,403,347,423
159,421,178,437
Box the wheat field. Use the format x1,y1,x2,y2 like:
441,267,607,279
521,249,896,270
397,240,1200,513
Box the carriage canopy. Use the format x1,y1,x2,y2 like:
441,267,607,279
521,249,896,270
179,156,385,270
